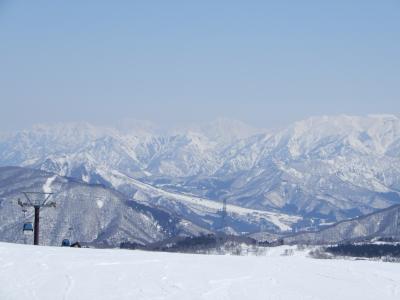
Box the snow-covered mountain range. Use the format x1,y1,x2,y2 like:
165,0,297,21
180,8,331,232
1,115,400,234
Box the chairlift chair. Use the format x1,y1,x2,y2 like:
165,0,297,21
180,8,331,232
61,226,73,247
23,222,33,234
61,239,71,247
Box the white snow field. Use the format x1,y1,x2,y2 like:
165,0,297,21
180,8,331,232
1,242,400,300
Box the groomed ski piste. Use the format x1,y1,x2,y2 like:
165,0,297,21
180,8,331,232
1,242,400,300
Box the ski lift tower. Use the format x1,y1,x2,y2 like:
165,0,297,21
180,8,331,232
220,198,227,230
18,192,56,246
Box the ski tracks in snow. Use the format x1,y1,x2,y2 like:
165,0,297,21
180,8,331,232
63,275,74,300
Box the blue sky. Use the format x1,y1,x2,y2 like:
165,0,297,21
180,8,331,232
0,0,399,130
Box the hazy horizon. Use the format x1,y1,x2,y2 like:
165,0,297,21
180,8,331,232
1,113,399,135
1,1,399,131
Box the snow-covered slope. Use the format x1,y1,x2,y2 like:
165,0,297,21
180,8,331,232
0,167,205,247
1,242,400,300
284,204,400,245
106,170,301,232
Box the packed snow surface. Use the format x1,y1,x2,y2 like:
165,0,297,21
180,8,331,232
1,243,400,300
